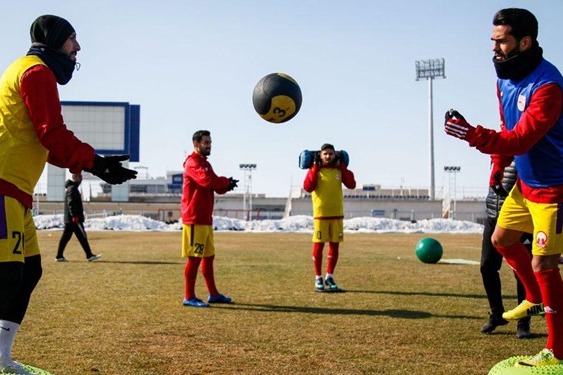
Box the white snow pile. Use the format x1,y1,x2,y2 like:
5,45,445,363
33,214,484,234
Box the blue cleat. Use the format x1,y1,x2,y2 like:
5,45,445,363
207,293,232,303
325,277,340,291
315,278,325,292
183,298,210,308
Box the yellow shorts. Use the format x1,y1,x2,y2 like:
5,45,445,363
181,224,215,258
498,186,563,256
0,195,40,262
313,218,344,243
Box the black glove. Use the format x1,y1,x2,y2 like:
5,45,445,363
313,151,321,165
85,154,138,184
227,177,239,191
492,185,509,197
489,164,509,197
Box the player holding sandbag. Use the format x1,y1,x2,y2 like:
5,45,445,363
303,143,356,292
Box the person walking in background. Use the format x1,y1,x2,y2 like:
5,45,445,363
181,130,238,308
480,162,532,338
445,8,563,367
303,143,356,292
0,15,136,374
55,173,101,262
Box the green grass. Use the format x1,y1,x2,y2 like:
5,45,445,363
16,231,548,374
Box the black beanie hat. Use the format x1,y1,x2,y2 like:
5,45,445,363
30,15,75,50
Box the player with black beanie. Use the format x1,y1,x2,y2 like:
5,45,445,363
0,15,136,374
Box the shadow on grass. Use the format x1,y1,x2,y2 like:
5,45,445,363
487,331,546,339
213,302,479,319
348,289,491,300
93,260,183,265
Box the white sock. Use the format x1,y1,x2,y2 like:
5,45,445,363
0,320,20,362
325,273,333,280
315,275,322,281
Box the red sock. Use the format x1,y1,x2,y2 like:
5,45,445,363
184,257,201,300
312,243,324,276
202,255,219,297
536,268,563,358
327,242,339,274
496,242,542,303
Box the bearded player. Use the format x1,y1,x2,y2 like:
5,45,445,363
303,143,356,292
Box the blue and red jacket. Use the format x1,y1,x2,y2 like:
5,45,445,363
467,58,563,203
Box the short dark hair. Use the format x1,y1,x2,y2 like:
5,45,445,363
192,130,210,142
493,8,538,42
320,143,335,151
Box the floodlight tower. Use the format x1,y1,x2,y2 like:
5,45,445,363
416,58,446,201
444,166,461,219
239,163,257,220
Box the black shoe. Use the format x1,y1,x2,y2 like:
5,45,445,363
481,314,508,333
87,254,102,262
516,320,531,339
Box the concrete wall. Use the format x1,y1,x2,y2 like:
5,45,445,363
290,198,486,222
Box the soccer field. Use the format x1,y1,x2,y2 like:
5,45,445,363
17,231,547,375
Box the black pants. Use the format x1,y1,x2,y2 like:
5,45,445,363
57,222,93,258
480,217,531,321
0,255,42,324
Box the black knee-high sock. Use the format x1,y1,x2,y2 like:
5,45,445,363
2,255,42,324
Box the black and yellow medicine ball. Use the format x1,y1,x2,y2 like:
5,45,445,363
252,73,302,124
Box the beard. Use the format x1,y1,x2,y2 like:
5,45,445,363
495,45,521,62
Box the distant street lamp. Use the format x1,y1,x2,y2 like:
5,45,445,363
239,164,257,220
444,166,461,219
416,58,446,200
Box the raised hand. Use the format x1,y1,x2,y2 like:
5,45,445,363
444,109,475,141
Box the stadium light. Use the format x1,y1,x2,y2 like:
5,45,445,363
444,166,460,219
416,58,446,201
239,164,257,220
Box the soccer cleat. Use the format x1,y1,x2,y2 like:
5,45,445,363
324,277,339,291
0,360,35,375
502,300,544,321
516,320,531,339
517,348,563,367
315,278,325,292
87,254,102,262
55,256,68,262
207,293,232,303
480,314,508,334
183,298,210,308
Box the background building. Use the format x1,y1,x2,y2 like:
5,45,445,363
46,101,140,202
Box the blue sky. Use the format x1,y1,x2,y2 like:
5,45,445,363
3,1,563,197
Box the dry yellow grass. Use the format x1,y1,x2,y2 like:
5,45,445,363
14,231,549,374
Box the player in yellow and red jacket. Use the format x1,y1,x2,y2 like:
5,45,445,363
303,143,356,292
0,15,136,374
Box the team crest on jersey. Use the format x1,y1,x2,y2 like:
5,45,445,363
517,94,526,112
536,231,548,249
